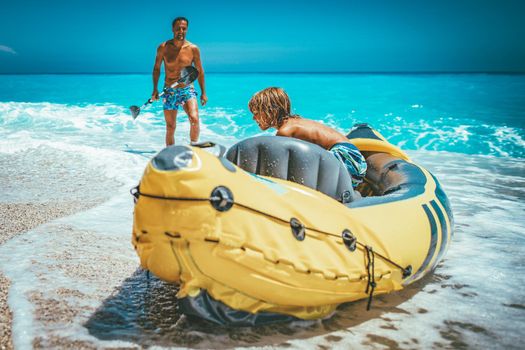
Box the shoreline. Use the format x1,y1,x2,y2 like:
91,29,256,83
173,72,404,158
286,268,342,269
0,201,109,350
0,143,136,349
0,144,123,347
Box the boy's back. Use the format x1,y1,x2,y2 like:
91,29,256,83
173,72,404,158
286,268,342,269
277,118,348,150
249,87,367,188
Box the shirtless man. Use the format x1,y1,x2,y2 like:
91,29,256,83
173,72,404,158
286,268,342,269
152,17,207,146
248,87,367,188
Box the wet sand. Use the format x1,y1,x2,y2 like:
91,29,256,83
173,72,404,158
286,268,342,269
0,201,106,350
0,273,12,350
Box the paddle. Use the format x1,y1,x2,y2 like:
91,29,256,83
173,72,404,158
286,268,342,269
130,66,199,119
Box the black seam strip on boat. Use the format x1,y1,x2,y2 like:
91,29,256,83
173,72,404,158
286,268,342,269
405,203,438,284
430,199,449,268
430,173,454,234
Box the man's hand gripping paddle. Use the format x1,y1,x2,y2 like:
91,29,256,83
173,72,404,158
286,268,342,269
129,66,199,119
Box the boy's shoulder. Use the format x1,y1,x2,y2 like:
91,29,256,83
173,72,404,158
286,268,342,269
277,117,306,136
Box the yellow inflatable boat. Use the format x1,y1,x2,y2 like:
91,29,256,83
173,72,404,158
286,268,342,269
131,124,453,325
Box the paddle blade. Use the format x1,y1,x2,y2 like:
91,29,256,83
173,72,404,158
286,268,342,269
178,66,199,85
129,105,141,119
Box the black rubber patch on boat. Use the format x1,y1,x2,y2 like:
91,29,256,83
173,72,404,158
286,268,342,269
290,218,305,241
346,123,382,140
430,200,449,269
431,173,455,234
152,146,193,171
402,265,412,278
340,190,353,204
179,290,300,326
342,229,357,252
210,186,234,212
405,203,438,283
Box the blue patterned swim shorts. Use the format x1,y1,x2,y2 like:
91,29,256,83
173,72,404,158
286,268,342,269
330,142,367,188
162,85,197,111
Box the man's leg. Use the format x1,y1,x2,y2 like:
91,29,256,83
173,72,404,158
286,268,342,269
163,109,178,146
183,99,199,143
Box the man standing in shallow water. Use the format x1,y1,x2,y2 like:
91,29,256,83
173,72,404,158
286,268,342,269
151,17,207,146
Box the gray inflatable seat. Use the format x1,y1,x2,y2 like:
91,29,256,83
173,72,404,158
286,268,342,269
364,153,427,196
225,136,357,203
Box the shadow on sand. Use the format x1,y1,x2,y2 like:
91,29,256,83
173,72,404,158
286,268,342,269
85,268,433,349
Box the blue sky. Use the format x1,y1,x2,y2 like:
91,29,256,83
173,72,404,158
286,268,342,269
1,0,524,73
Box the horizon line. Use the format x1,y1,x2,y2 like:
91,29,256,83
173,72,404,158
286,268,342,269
1,71,525,75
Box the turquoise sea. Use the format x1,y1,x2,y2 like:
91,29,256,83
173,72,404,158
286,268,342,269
0,73,524,348
1,73,524,157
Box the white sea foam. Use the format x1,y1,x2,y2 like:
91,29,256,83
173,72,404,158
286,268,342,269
493,125,525,150
0,137,146,188
2,101,524,158
452,125,472,141
0,102,245,155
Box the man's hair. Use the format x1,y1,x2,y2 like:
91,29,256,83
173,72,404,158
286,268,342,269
172,17,189,27
248,87,299,127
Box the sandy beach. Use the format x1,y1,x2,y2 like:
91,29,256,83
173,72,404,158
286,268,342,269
1,202,107,350
0,270,12,350
0,148,121,349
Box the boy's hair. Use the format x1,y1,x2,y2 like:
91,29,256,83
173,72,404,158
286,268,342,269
172,17,189,27
248,87,298,127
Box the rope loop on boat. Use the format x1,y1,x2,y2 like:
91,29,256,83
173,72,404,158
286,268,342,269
365,245,376,310
132,184,412,285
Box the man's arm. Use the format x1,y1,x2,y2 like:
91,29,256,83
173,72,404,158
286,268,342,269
151,44,164,100
192,45,207,106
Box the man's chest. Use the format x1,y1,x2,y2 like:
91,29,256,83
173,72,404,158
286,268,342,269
164,46,193,65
